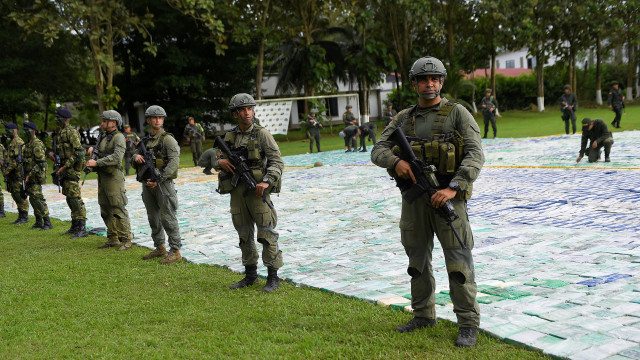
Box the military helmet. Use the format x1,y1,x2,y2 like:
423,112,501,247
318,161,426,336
611,80,620,86
346,104,352,109
563,84,571,91
409,56,447,80
229,93,256,111
313,161,323,167
124,124,131,129
187,116,195,122
100,110,123,127
485,88,492,94
310,109,319,114
145,105,167,117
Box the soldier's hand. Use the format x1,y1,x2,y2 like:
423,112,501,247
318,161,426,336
134,154,145,164
576,156,583,163
255,182,269,197
186,137,190,143
202,137,206,141
431,188,456,208
48,152,55,161
395,160,416,184
86,159,97,167
490,107,494,112
568,105,573,110
87,147,94,157
25,175,29,184
219,159,235,174
146,181,157,189
608,105,612,110
592,141,598,148
56,166,67,175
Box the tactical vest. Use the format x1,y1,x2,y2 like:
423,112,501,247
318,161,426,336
220,125,281,194
392,101,471,200
23,139,47,184
142,132,178,180
56,127,86,171
97,131,123,174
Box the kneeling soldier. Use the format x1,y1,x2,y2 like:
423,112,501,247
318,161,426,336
23,122,53,230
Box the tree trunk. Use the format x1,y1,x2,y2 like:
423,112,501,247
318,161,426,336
255,0,271,100
627,38,634,100
596,38,602,105
89,14,105,112
491,53,496,97
536,50,545,112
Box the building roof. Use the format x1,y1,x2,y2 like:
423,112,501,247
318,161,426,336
465,68,532,78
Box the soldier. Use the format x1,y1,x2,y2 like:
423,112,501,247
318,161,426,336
480,89,498,138
607,81,625,128
576,118,614,163
2,123,29,224
49,108,87,238
132,105,182,264
560,85,578,135
214,93,284,293
0,141,6,217
22,122,53,230
123,124,140,176
198,148,219,175
343,104,359,152
86,110,134,250
183,116,205,167
306,109,323,153
383,103,397,127
371,56,484,347
358,122,377,152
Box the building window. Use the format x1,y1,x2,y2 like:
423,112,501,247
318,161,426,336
527,58,533,69
506,60,515,68
520,57,524,68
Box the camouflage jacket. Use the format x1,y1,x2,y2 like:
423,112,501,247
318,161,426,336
183,123,205,140
5,136,25,178
24,137,47,184
125,132,140,153
52,125,85,171
343,111,356,125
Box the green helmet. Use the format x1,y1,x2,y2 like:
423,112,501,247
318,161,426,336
229,93,256,111
346,104,352,109
145,105,167,117
310,109,319,114
409,56,447,80
100,110,123,127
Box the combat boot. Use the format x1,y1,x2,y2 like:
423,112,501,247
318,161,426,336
229,265,259,290
395,317,437,333
455,327,478,347
203,167,213,175
12,210,29,225
0,206,5,218
31,215,43,229
605,156,611,162
41,217,53,231
61,220,77,235
160,249,182,264
70,220,87,238
97,238,120,249
117,240,132,251
263,267,281,293
142,245,167,260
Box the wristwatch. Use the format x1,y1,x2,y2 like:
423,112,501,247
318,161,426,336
262,177,272,185
448,181,461,192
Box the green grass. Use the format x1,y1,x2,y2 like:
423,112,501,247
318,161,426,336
0,217,549,359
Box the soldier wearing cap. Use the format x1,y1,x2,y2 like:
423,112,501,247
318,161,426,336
480,89,498,138
132,105,182,264
49,109,87,237
86,110,134,250
371,56,484,347
123,124,140,176
383,103,397,127
343,104,359,152
560,85,578,135
214,93,284,293
576,118,614,163
22,122,53,230
183,116,205,167
306,109,323,153
607,81,625,128
2,122,29,224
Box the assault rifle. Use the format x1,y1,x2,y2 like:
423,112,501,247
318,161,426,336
136,139,166,196
389,127,466,249
82,131,102,186
214,136,273,209
17,144,26,199
51,137,62,192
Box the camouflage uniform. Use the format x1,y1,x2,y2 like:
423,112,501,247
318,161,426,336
24,132,52,228
343,110,358,151
306,114,322,153
481,94,498,138
5,135,29,220
132,129,182,251
184,122,205,166
124,131,140,176
96,128,133,248
0,143,5,217
53,125,87,222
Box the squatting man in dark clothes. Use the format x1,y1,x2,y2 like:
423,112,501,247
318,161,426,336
576,118,614,163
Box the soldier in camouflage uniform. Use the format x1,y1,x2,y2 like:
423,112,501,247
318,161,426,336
132,105,182,264
481,89,498,138
0,141,6,218
22,122,53,230
49,108,87,238
215,93,284,293
383,103,397,127
123,124,140,176
607,81,625,128
2,123,29,224
86,110,134,250
343,105,359,152
183,116,205,167
306,109,323,153
371,56,484,347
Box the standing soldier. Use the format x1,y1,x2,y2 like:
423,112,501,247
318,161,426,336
576,118,614,163
123,124,140,176
49,108,87,238
560,85,578,135
215,93,284,293
0,141,6,218
86,110,134,250
383,103,397,126
306,109,323,153
23,122,53,230
480,89,498,138
2,123,29,224
371,56,484,347
343,104,359,151
607,81,625,128
183,116,205,167
132,105,183,264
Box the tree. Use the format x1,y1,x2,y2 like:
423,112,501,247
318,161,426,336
10,0,156,112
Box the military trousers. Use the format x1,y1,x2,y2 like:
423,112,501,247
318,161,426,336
60,171,86,220
612,106,623,127
483,111,497,137
229,183,283,269
141,180,181,250
190,140,203,167
98,175,133,242
399,194,480,328
344,126,359,150
7,178,29,212
309,132,321,153
586,137,614,162
26,183,49,217
562,109,577,134
124,151,134,175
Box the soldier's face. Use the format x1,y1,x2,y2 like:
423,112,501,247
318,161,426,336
564,89,570,94
125,127,131,133
100,119,108,131
189,119,195,125
413,75,442,97
147,116,164,129
613,84,619,89
233,106,254,125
